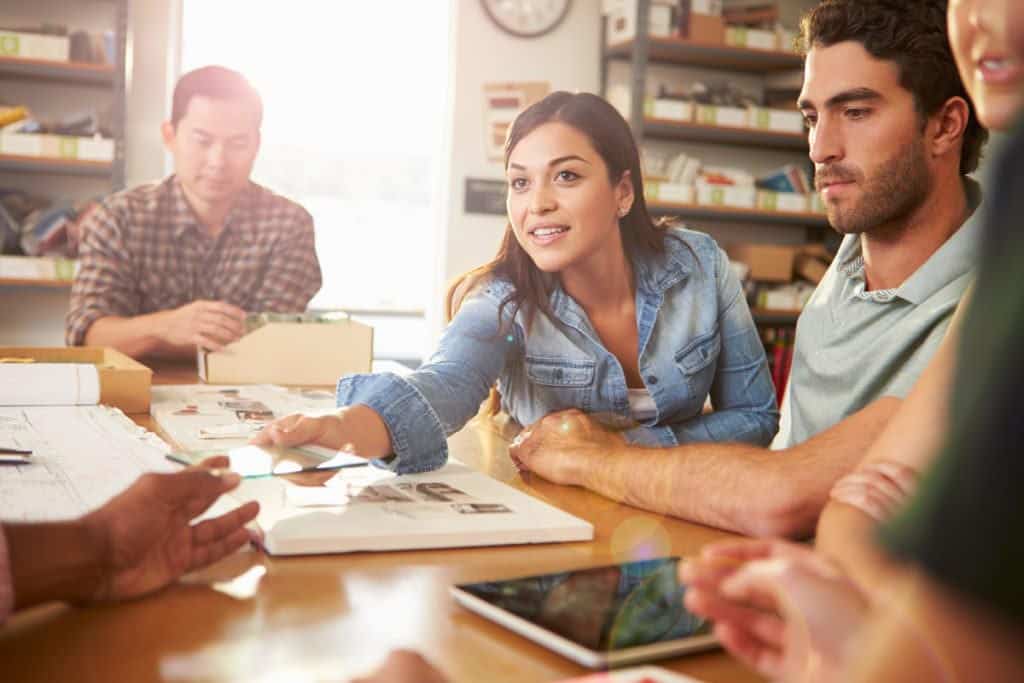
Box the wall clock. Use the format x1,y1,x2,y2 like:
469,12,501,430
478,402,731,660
480,0,572,38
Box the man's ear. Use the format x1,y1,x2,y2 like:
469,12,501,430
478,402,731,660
929,96,970,161
160,121,176,152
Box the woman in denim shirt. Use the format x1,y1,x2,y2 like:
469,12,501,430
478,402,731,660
256,92,778,474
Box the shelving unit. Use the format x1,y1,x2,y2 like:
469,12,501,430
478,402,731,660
0,153,113,177
0,277,73,288
0,55,116,85
601,0,825,341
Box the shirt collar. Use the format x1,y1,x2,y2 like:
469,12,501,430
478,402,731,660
632,232,693,295
833,178,982,305
170,175,254,240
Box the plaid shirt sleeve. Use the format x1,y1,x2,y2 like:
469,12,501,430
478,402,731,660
0,526,12,625
66,203,141,346
251,207,322,312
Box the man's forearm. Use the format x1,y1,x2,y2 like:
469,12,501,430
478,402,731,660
6,520,105,610
582,397,901,537
816,503,905,597
84,312,188,359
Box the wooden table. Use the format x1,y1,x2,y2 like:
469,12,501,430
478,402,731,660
0,362,764,683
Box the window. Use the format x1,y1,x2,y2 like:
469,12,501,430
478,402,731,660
180,1,451,363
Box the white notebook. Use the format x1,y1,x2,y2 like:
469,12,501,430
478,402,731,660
0,363,100,406
236,460,594,556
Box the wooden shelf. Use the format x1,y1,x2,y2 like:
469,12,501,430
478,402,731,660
752,308,801,325
606,38,804,72
0,56,115,85
649,201,828,227
0,154,113,177
0,277,73,288
644,118,807,150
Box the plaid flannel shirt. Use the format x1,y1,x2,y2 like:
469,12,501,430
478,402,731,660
67,175,322,345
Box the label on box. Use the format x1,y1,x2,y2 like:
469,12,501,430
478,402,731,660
698,183,756,208
748,107,806,133
696,105,747,128
648,181,694,204
758,191,808,213
646,98,693,122
726,27,777,50
0,31,69,61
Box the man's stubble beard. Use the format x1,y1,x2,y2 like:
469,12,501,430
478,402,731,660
822,137,933,238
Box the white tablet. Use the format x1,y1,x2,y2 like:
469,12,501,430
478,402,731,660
451,557,718,669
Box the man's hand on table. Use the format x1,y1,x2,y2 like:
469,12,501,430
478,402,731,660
680,538,868,681
508,409,627,486
159,299,247,351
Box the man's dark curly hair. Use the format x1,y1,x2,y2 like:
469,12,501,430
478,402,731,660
799,0,987,175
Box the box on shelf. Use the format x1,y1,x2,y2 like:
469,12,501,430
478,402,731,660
605,0,675,45
646,180,695,204
725,26,778,50
645,98,694,122
697,182,756,209
0,130,115,162
809,192,827,214
683,13,726,44
0,346,152,413
0,255,77,280
747,106,805,134
0,30,70,62
726,243,797,282
757,190,808,213
795,251,829,284
198,319,374,386
695,104,747,128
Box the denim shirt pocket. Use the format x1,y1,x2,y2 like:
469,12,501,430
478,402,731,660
674,331,721,410
524,355,596,413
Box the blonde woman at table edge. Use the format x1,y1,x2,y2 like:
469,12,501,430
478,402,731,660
254,91,779,474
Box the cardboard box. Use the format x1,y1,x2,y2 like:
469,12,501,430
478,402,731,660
0,130,115,162
646,180,695,204
757,190,809,213
795,252,829,284
0,31,70,62
605,0,675,45
697,182,757,209
726,26,778,50
695,104,747,128
685,13,726,44
645,98,693,122
0,347,152,413
747,106,806,134
198,320,374,387
726,243,797,282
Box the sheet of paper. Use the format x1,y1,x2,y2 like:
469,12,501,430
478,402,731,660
0,363,100,406
0,405,175,522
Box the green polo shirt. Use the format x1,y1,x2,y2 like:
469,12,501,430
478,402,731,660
772,180,982,449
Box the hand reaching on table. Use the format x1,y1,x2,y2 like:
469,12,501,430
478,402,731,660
508,409,627,486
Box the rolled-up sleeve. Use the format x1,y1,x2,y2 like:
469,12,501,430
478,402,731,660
66,204,139,346
0,526,13,625
337,286,519,474
672,247,779,446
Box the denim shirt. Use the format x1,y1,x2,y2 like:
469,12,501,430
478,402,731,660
338,228,779,474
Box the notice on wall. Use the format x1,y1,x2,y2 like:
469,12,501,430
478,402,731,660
483,81,550,162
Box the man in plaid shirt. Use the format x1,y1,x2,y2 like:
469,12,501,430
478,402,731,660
66,66,322,359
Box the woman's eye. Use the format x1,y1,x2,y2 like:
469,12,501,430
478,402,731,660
556,170,579,182
509,178,528,191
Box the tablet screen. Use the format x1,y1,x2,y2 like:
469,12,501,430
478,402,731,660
456,557,709,651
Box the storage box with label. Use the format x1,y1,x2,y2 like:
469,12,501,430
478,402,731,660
757,190,809,213
198,318,374,386
725,26,777,50
725,244,797,282
695,104,747,128
646,180,695,205
645,98,693,122
682,13,726,44
747,106,805,134
697,182,757,209
809,192,827,214
605,0,675,45
0,30,70,62
0,255,77,280
0,130,115,162
0,347,152,413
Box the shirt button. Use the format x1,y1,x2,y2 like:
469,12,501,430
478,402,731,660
646,375,658,385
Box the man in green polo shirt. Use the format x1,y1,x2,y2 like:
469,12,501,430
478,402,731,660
511,0,986,539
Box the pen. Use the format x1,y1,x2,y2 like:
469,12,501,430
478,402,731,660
0,446,32,455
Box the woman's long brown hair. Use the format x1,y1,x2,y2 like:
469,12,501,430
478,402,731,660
445,91,672,414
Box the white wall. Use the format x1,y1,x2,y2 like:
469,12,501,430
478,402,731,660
428,0,602,342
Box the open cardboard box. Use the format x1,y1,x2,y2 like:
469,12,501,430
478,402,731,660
198,319,373,387
0,346,152,413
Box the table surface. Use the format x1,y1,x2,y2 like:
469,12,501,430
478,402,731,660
0,360,764,683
